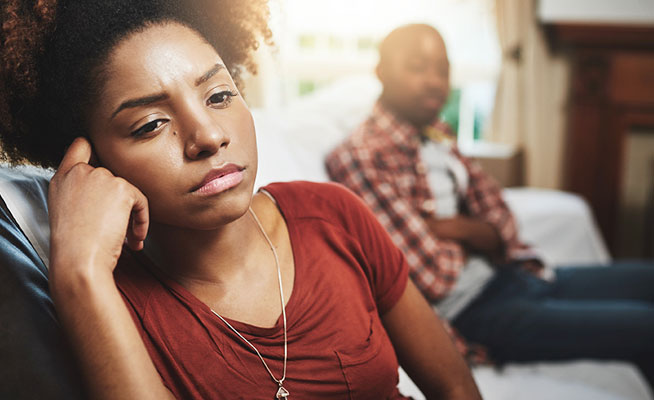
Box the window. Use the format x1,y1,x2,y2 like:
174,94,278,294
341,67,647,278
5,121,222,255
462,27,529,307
247,0,499,142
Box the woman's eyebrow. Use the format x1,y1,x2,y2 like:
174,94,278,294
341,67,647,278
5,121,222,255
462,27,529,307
195,63,225,86
111,93,168,120
110,64,225,120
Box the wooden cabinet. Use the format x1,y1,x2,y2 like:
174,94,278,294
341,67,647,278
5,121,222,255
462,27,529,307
547,24,654,251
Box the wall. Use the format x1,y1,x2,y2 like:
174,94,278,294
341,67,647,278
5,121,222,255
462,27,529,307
538,0,654,24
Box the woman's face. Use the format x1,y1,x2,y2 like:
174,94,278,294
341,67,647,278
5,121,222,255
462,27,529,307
87,22,257,229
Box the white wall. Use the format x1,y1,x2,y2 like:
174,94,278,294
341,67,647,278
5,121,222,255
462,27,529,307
538,0,654,24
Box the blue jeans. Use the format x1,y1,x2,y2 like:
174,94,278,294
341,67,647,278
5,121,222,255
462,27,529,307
452,261,654,387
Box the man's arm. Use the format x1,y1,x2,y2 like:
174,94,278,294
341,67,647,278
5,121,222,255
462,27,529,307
326,141,489,362
426,215,502,256
453,148,542,265
326,146,465,302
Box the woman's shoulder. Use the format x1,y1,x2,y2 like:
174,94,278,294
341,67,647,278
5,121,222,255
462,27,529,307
261,181,374,228
261,181,359,209
263,180,355,199
114,250,162,315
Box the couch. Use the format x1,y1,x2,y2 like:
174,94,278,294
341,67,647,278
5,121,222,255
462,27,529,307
252,75,652,400
0,75,651,399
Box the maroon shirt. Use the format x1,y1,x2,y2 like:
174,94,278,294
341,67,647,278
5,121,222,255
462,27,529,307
115,181,410,399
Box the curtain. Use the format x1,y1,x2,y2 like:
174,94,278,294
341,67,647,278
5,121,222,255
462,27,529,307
489,0,570,189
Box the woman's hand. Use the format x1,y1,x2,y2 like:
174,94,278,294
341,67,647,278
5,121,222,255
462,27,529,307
48,137,149,276
48,138,174,400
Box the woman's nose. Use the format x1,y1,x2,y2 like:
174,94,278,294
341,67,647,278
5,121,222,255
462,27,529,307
182,111,230,161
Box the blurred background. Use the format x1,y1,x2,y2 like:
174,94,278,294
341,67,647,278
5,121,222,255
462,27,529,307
246,0,500,141
241,0,654,259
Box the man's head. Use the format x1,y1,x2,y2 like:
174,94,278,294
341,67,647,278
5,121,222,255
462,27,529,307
376,24,450,128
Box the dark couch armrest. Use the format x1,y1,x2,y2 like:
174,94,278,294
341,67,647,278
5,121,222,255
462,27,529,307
0,192,84,399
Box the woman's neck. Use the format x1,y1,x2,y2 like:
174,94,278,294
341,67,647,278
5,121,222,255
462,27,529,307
144,203,269,287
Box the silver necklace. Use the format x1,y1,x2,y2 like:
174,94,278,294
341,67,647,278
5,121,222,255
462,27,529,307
210,207,289,399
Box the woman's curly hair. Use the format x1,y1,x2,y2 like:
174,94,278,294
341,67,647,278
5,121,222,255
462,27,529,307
0,0,272,168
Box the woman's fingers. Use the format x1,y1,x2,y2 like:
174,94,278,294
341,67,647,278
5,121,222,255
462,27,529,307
126,187,150,251
57,137,93,174
51,138,151,260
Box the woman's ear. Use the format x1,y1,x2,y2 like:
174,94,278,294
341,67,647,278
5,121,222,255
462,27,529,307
88,140,101,168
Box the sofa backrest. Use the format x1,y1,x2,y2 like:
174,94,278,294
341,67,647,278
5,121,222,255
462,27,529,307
0,166,52,267
253,74,381,188
0,166,84,400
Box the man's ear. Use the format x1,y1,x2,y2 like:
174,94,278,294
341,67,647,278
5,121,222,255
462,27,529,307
375,63,384,83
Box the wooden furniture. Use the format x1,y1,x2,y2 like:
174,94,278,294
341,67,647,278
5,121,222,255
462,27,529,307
546,23,654,251
645,160,654,258
460,142,524,188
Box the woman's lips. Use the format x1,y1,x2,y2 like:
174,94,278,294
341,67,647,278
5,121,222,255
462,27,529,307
192,165,245,196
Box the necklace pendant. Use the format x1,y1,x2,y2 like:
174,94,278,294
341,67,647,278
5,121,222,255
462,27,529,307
276,385,289,399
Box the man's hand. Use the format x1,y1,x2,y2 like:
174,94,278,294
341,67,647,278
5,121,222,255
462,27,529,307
426,215,502,256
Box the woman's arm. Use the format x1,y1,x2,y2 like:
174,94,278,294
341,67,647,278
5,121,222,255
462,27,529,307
51,268,175,400
382,280,482,400
49,138,174,400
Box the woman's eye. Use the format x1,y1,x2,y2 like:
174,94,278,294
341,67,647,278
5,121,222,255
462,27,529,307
131,119,167,137
207,90,237,108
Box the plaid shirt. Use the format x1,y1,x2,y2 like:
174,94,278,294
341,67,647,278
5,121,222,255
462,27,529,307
325,102,542,361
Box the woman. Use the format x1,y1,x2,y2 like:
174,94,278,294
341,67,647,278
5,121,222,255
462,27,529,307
0,0,481,399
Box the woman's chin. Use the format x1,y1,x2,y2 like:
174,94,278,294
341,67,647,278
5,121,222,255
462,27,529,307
149,191,252,232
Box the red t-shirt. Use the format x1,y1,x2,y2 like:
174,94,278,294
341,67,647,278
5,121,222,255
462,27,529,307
115,181,410,399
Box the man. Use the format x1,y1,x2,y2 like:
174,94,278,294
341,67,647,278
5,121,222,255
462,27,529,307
325,23,654,387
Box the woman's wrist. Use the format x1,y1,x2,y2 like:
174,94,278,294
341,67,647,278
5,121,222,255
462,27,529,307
49,258,117,302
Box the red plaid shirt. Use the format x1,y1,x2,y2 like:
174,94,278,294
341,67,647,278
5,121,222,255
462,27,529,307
325,102,542,361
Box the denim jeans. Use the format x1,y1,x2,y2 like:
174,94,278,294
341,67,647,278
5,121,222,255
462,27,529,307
452,261,654,388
